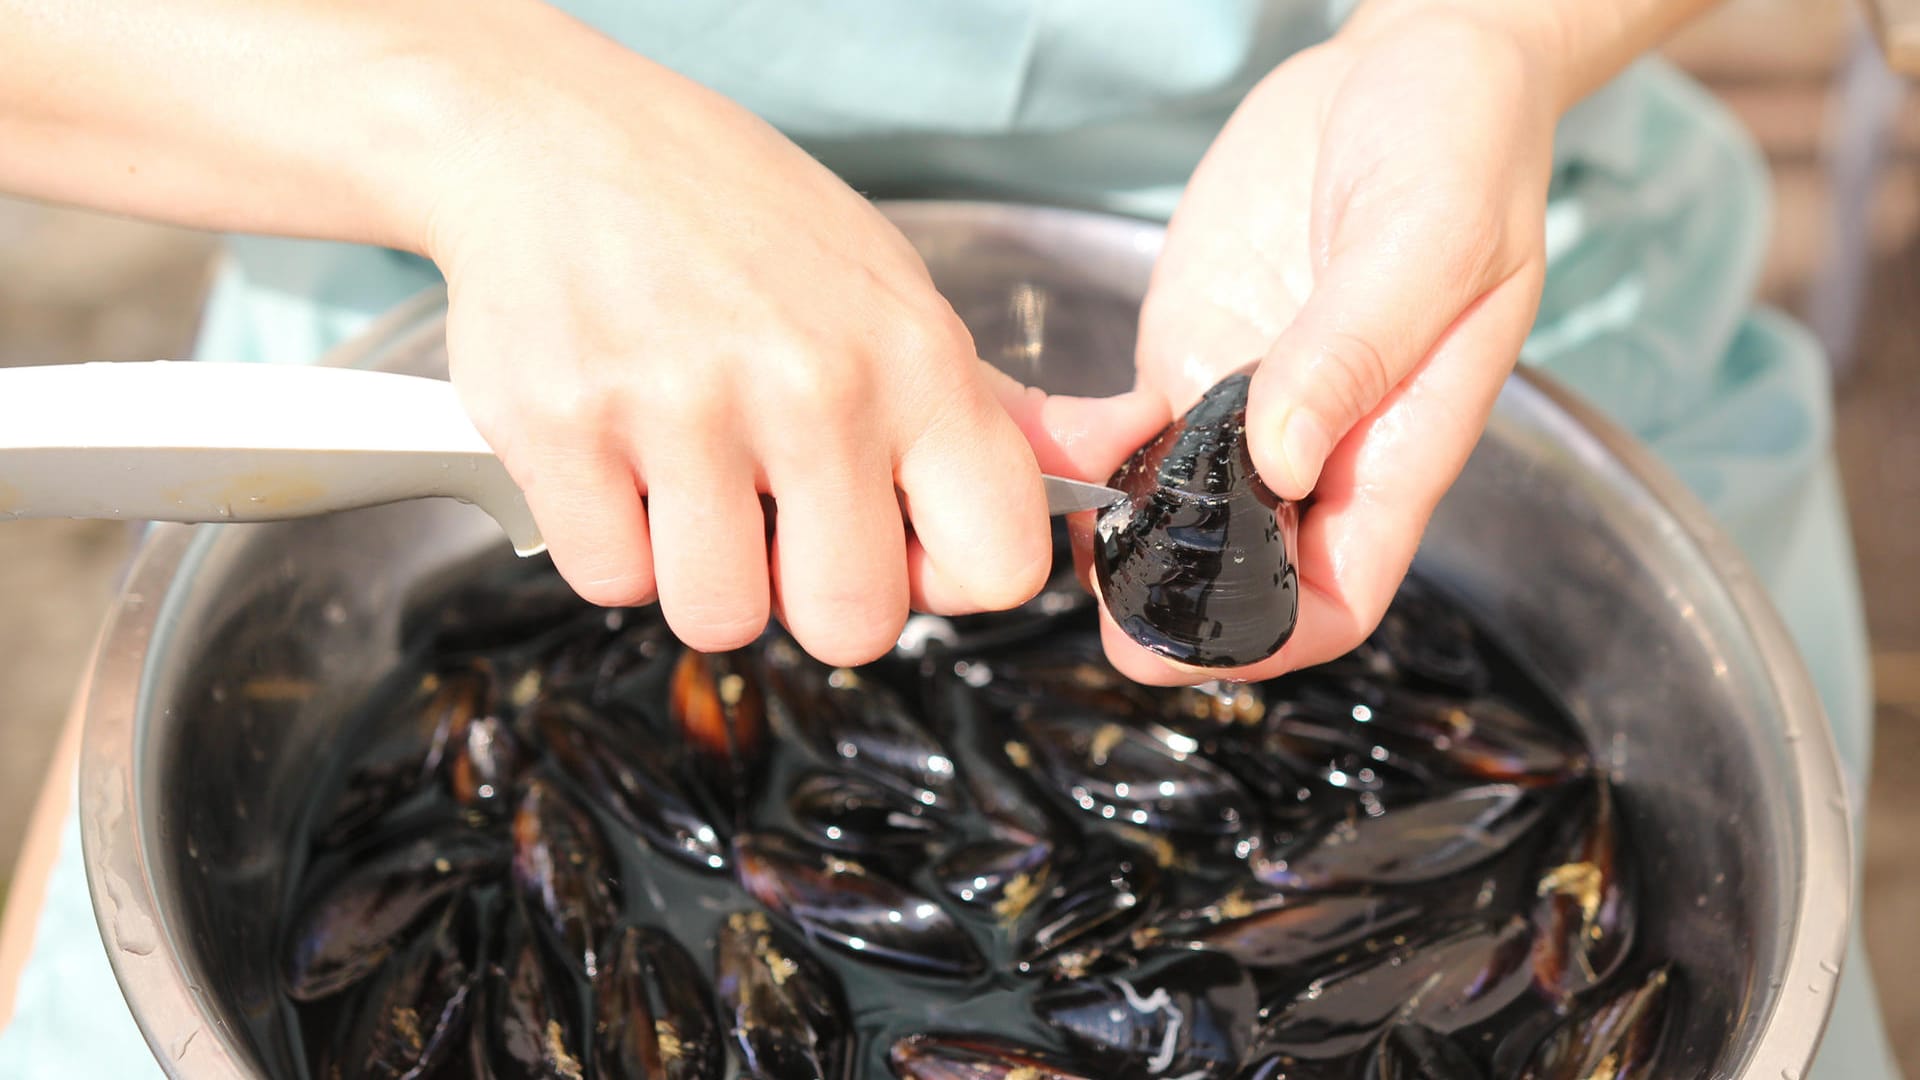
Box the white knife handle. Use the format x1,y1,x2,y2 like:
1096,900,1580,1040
0,362,544,555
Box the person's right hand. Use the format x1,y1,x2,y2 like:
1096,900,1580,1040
422,18,1166,666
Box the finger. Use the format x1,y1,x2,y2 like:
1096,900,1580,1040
897,375,1051,617
977,363,1171,481
507,433,657,608
643,429,772,654
764,430,910,668
1247,215,1507,500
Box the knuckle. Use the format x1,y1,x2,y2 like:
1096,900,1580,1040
642,363,730,428
890,301,976,366
771,348,869,422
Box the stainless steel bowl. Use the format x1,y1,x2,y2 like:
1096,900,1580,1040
78,201,1850,1079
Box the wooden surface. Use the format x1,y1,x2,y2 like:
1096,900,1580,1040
0,687,84,1030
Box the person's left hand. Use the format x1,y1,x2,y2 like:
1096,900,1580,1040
1082,9,1564,685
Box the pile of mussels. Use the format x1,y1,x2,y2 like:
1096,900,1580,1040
277,377,1679,1080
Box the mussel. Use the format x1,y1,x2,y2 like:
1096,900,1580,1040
283,829,504,1002
714,911,851,1080
889,1035,1101,1080
1254,785,1546,892
1033,945,1257,1080
931,838,1053,919
735,832,985,978
1528,779,1635,1005
530,694,730,873
486,929,589,1078
1254,917,1535,1060
510,776,621,979
1139,890,1423,972
787,769,944,856
1515,966,1675,1080
1094,369,1299,669
669,648,768,820
320,900,478,1079
593,925,725,1080
762,639,961,810
1020,712,1254,842
1017,845,1160,972
1366,1024,1486,1080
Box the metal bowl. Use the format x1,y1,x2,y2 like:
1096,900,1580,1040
78,201,1850,1078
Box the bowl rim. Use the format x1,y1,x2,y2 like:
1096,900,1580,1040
75,198,1852,1079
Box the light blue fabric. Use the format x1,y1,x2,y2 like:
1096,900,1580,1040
0,5,1898,1077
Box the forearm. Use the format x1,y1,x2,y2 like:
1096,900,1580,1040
1348,0,1725,112
0,0,617,254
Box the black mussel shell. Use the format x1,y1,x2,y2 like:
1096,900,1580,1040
958,643,1163,720
317,664,497,847
593,925,725,1080
788,769,944,856
486,926,590,1079
931,838,1053,921
530,695,730,873
714,910,851,1080
669,648,768,771
399,551,591,655
1033,945,1257,1080
1094,370,1299,669
510,776,621,980
283,829,505,1002
1016,846,1160,972
1248,692,1438,806
1019,712,1253,841
1254,917,1535,1061
1528,779,1635,1005
1317,681,1588,789
1234,1055,1357,1080
320,899,479,1080
763,639,961,810
1254,784,1547,892
447,712,524,818
1515,966,1676,1080
1366,1024,1486,1080
1335,576,1491,697
735,832,984,978
888,1035,1101,1080
1139,890,1423,972
538,607,680,709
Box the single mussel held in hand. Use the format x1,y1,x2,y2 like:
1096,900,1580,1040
531,694,730,873
1094,368,1300,669
888,1035,1103,1080
511,775,622,980
1515,965,1676,1080
714,910,851,1080
1528,778,1636,1005
1365,1023,1487,1080
762,638,961,811
1254,917,1535,1061
1139,889,1423,973
283,828,505,1002
1253,784,1547,892
593,925,725,1080
735,832,985,978
788,769,945,857
1033,945,1258,1080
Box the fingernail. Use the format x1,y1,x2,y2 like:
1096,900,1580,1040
1279,409,1332,495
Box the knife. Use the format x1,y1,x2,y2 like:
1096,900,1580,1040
0,362,1125,557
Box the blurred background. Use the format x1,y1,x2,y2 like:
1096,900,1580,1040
0,0,1913,1070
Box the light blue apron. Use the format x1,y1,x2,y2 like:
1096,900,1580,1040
0,3,1899,1076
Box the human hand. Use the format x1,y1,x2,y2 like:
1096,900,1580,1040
1086,9,1563,684
424,24,1165,666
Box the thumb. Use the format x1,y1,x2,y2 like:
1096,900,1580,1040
976,361,1171,482
1249,231,1498,500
